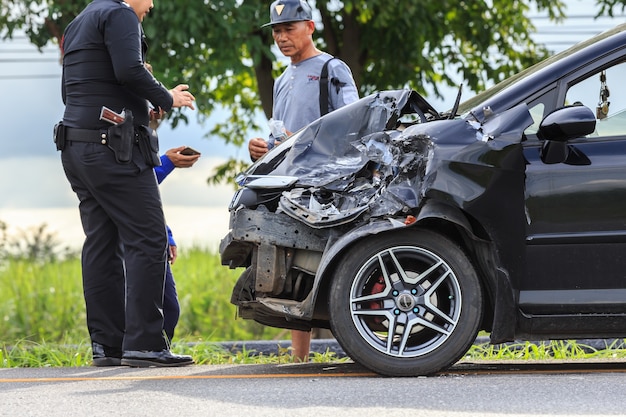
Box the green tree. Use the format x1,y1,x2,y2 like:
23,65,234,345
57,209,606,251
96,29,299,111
4,0,620,182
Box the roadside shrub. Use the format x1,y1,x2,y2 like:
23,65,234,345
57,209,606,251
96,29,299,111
0,221,77,265
0,223,281,344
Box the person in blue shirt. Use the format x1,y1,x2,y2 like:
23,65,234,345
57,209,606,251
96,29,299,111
154,147,201,342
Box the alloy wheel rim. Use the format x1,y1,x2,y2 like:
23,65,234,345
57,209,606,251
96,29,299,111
349,245,463,358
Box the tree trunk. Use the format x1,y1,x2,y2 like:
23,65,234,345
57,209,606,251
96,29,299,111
340,9,362,89
254,52,275,119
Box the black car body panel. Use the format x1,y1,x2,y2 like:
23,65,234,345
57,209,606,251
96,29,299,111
220,23,626,375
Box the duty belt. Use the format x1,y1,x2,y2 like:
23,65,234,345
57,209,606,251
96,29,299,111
65,127,108,144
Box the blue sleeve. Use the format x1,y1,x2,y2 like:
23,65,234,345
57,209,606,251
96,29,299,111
166,225,176,247
154,155,175,184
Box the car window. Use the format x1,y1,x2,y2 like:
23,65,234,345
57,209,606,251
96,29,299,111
564,61,626,137
523,86,556,137
524,103,546,135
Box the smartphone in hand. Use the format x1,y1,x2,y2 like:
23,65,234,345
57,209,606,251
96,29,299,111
180,146,201,156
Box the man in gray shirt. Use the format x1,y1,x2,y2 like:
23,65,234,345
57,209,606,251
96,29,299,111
247,0,359,360
271,51,358,133
248,0,358,161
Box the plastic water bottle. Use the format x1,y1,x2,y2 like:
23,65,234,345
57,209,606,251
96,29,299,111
268,118,288,150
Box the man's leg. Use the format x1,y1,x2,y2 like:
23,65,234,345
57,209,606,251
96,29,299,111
79,199,126,349
100,152,169,352
163,262,180,342
113,170,193,365
62,143,126,353
291,329,311,362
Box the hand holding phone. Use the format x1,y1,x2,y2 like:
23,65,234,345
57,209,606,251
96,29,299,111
165,146,200,168
180,146,201,156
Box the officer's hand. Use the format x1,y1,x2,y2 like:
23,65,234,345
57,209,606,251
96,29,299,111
165,146,200,168
149,107,165,121
170,84,195,110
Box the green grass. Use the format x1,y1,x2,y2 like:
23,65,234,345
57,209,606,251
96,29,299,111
466,339,626,361
2,247,626,367
0,338,349,367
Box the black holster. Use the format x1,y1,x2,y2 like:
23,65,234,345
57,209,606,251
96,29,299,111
136,125,161,167
53,122,66,151
107,110,134,164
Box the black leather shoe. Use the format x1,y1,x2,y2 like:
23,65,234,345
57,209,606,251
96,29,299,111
92,342,123,367
120,350,194,367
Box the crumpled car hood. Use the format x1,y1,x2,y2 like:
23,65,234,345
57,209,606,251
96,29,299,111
245,89,533,228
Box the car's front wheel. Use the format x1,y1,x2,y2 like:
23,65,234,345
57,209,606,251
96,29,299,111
329,229,483,376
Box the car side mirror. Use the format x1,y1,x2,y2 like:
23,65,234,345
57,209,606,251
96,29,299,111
538,105,596,164
537,105,596,142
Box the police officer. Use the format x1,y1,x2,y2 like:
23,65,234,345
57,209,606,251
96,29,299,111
59,0,195,367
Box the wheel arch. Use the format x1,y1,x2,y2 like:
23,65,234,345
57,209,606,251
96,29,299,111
309,200,517,342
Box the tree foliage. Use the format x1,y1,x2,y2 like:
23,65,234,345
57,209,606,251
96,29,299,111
3,0,624,182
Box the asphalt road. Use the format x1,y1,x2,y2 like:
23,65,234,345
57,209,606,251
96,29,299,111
2,359,626,416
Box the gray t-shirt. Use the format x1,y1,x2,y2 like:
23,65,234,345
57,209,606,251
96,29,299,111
272,52,359,133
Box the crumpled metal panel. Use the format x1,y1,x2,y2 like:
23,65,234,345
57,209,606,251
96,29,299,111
271,91,533,229
272,90,413,185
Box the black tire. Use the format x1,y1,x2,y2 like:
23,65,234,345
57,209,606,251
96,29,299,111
329,229,483,376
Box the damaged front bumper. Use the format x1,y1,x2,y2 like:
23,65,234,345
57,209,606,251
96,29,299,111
220,206,335,328
220,204,415,329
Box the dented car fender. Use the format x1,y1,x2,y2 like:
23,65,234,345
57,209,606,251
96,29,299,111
306,217,411,316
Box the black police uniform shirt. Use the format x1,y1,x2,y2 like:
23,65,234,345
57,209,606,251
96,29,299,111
61,0,172,129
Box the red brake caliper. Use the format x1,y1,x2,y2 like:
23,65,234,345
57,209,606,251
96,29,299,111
369,276,386,323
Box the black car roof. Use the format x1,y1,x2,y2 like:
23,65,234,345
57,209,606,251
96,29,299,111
460,23,626,120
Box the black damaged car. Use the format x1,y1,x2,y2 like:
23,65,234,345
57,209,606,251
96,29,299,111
220,23,626,376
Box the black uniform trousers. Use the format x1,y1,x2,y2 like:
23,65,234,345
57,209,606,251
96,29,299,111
61,138,168,352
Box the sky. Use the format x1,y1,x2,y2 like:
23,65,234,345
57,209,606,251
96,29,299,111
0,0,624,251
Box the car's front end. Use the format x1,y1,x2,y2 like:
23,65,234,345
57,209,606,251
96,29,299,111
220,87,539,366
